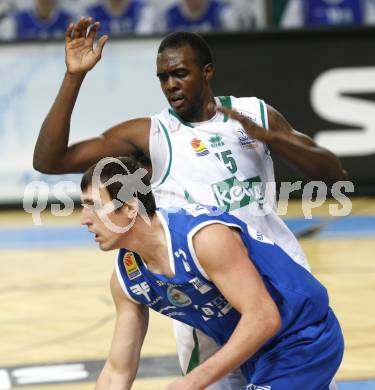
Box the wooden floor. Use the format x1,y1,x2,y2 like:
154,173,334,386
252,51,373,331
1,198,374,389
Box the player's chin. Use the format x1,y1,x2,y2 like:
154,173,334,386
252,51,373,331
98,241,113,251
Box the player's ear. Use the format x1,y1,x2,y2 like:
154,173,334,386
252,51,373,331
203,63,214,82
125,198,139,219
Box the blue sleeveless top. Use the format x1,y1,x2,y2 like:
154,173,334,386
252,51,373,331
15,9,73,39
86,1,144,34
303,0,363,26
165,1,227,31
116,205,330,378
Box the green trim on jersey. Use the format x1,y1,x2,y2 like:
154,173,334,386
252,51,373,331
259,99,267,128
218,96,232,122
186,328,200,373
155,120,173,187
168,108,194,128
184,190,198,204
168,96,232,126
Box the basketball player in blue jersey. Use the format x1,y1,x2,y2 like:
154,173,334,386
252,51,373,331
80,157,344,390
14,0,73,40
86,0,146,35
164,0,234,33
34,19,346,389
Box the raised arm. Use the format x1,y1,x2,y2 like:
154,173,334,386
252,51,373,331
33,18,150,174
218,105,347,184
164,224,281,390
96,271,149,390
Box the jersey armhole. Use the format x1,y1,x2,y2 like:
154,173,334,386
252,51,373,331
259,99,269,129
115,257,141,304
187,220,244,281
150,117,173,188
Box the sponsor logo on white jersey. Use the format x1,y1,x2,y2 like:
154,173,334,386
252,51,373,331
236,129,257,150
211,176,264,212
191,138,209,157
209,134,225,148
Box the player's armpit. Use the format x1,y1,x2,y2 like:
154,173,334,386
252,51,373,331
34,117,151,174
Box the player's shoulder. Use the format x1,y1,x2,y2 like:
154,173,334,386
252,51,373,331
158,204,241,231
59,9,74,20
15,9,31,20
87,4,103,13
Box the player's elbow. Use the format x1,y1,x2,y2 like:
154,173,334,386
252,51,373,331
261,302,282,339
32,156,58,174
267,309,282,337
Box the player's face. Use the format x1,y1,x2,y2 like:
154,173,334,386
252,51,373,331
36,0,55,11
157,45,212,122
80,186,130,251
184,0,206,13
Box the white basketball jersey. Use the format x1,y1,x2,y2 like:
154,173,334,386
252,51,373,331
149,96,308,269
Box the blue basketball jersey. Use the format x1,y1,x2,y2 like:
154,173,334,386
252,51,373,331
116,204,332,381
86,2,144,34
303,0,363,25
15,9,73,39
165,0,227,31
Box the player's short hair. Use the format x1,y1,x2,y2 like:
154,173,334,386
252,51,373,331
81,156,156,215
158,31,213,68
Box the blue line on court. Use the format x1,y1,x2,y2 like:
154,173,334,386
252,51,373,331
283,215,375,239
337,379,375,389
0,215,374,249
0,226,95,249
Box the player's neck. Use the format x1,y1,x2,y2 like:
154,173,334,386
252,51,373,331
181,0,208,19
108,0,129,16
121,214,172,277
181,95,216,123
35,5,54,20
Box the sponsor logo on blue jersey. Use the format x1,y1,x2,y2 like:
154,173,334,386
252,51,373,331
167,286,192,307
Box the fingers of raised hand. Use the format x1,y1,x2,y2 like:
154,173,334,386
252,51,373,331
87,21,101,41
72,17,92,39
65,22,73,40
94,35,109,57
216,106,251,127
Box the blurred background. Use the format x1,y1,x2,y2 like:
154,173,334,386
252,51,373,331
0,0,375,389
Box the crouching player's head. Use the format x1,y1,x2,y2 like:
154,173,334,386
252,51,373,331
80,156,156,251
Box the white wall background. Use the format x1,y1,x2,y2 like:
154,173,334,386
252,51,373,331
0,37,165,203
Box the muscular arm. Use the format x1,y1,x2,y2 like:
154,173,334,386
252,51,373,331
33,18,151,174
266,104,347,183
166,224,281,390
218,104,347,184
95,271,149,390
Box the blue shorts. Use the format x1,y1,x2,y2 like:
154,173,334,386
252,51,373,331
242,309,344,390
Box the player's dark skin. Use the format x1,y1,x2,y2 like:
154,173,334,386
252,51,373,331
33,17,347,183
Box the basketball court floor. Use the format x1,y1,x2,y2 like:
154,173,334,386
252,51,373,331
1,197,374,389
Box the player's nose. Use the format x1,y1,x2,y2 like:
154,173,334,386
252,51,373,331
80,206,92,226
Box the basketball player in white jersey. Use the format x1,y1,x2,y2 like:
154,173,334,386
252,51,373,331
33,17,346,389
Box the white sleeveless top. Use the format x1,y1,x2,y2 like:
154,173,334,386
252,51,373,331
149,96,308,269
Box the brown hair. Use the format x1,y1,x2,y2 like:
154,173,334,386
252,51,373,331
81,156,156,215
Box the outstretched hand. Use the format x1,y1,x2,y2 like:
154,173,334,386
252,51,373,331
217,106,277,143
65,17,108,75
